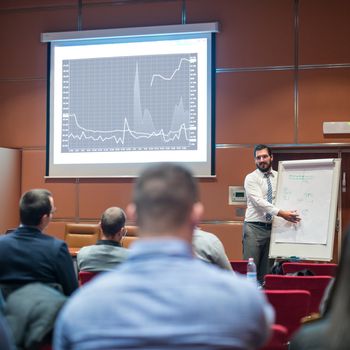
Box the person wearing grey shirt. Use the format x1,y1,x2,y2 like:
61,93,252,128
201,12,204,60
77,207,129,272
192,228,232,271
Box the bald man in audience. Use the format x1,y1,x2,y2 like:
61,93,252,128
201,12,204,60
77,207,129,272
54,164,273,350
0,189,77,297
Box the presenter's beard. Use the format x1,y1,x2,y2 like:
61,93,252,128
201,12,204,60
256,161,272,173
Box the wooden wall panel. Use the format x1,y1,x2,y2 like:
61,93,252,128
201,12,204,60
298,69,350,143
0,81,46,148
81,1,182,30
46,221,66,240
187,0,294,68
78,179,134,219
299,0,350,65
216,70,295,144
0,6,78,79
199,147,251,221
0,148,21,232
21,149,77,219
0,1,76,9
77,147,253,222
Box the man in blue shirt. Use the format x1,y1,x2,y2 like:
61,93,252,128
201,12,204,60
54,164,274,350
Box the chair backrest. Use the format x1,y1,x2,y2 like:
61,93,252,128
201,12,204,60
264,290,311,337
121,236,138,248
78,271,99,286
229,260,248,274
282,262,337,277
264,274,332,313
260,324,289,350
64,223,100,249
121,225,139,248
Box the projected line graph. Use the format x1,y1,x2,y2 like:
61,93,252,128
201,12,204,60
150,57,195,86
64,113,194,146
61,53,198,153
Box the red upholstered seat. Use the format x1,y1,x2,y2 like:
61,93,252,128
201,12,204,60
260,324,289,350
229,259,248,274
282,262,337,277
264,274,332,313
78,271,99,286
264,290,311,337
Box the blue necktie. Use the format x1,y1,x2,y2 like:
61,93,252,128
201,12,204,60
265,173,272,222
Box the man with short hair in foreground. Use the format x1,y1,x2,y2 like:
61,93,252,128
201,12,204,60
54,164,274,350
77,206,129,272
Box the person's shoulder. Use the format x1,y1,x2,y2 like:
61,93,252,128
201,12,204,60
246,169,257,176
119,246,130,255
193,229,219,244
245,169,259,180
40,233,70,253
197,262,265,301
192,258,231,280
41,232,65,244
193,228,211,238
77,244,97,257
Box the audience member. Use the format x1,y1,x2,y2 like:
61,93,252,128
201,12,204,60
0,189,78,297
290,227,350,350
192,227,232,270
77,207,129,272
54,163,274,350
0,314,14,350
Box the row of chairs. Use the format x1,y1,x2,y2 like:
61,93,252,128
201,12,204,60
230,260,337,277
64,223,138,250
230,260,336,349
264,274,332,314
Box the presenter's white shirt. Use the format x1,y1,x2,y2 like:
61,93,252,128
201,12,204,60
244,168,279,223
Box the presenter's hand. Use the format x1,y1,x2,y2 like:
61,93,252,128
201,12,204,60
277,210,301,223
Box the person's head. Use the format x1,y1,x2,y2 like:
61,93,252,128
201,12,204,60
254,144,273,173
127,163,203,242
100,207,127,241
19,189,54,229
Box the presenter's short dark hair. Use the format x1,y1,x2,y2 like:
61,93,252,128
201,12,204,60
19,189,53,226
133,163,199,231
100,207,126,237
254,144,272,157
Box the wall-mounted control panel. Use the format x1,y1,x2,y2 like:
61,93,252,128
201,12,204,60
228,186,246,205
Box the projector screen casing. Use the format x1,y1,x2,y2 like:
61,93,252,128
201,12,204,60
43,23,217,178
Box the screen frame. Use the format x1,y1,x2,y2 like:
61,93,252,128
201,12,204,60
42,23,218,178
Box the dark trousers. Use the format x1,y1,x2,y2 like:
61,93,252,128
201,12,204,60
243,222,272,284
